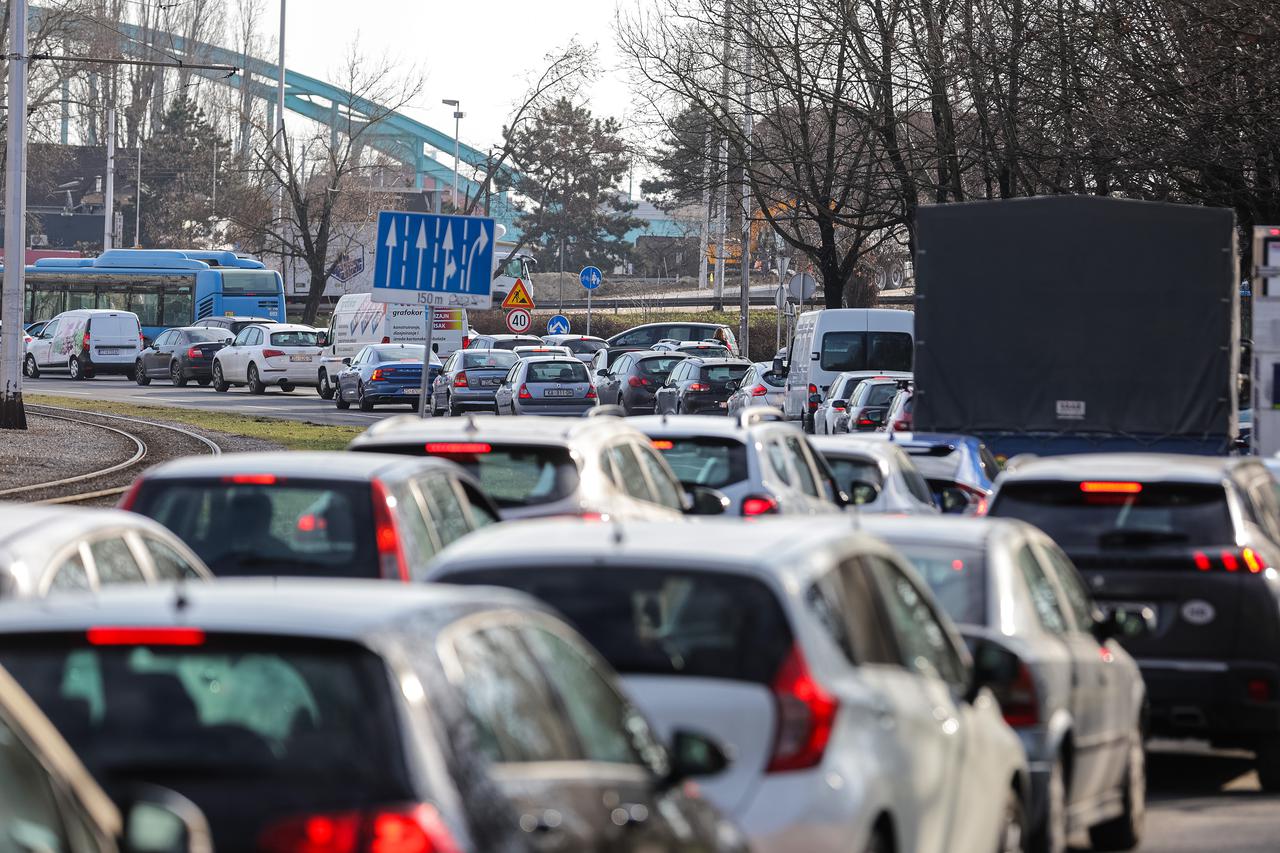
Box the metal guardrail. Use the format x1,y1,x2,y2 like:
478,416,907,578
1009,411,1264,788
551,293,914,311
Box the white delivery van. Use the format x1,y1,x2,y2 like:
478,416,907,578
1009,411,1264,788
782,308,915,427
316,293,469,400
23,309,142,380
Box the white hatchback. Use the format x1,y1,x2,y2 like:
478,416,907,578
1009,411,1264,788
212,323,323,394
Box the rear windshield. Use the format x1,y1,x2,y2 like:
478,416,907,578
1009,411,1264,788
90,315,139,336
370,345,425,362
699,364,749,383
440,568,793,683
991,481,1236,550
490,337,540,350
219,270,281,295
0,636,405,797
636,356,684,378
681,345,729,357
384,444,580,508
270,331,320,347
864,383,900,407
562,339,608,355
893,544,988,625
760,369,786,387
184,328,232,343
131,480,378,578
462,350,518,369
827,456,885,493
654,437,749,489
527,361,588,383
820,332,914,372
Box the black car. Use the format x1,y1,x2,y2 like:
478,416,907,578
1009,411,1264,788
989,453,1280,789
607,322,739,356
596,351,688,414
654,358,751,415
0,581,745,853
467,333,542,351
135,326,233,387
191,315,279,336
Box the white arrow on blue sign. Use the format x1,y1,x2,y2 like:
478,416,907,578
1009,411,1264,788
547,314,571,335
371,211,496,308
580,266,602,290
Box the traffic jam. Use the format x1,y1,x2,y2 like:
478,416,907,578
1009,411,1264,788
0,195,1275,853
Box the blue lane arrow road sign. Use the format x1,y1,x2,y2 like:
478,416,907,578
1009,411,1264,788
547,314,571,335
372,211,496,308
580,266,602,290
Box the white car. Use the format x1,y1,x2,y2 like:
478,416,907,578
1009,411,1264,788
212,323,323,394
810,434,941,514
22,309,143,380
427,518,1031,853
511,344,573,359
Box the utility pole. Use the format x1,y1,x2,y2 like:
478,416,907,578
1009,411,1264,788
133,143,143,247
697,128,712,290
442,99,463,209
104,96,116,251
713,0,731,313
738,0,753,355
274,0,287,283
2,0,29,429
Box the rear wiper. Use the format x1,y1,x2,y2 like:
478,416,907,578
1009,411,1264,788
1097,528,1189,548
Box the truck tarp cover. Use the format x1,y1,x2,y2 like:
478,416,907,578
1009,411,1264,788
915,196,1237,438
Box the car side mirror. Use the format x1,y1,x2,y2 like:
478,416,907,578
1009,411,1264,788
807,392,823,406
596,368,609,377
341,357,352,366
773,357,786,374
1092,605,1155,643
661,729,730,788
848,481,880,506
122,785,213,853
142,337,153,348
830,399,848,409
683,485,730,516
963,636,1021,705
726,380,739,392
317,333,329,347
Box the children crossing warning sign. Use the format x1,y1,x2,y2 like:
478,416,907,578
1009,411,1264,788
501,278,536,310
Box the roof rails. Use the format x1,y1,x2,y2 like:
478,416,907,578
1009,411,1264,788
738,406,786,428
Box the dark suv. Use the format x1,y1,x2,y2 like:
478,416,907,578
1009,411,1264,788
989,453,1280,788
654,358,751,415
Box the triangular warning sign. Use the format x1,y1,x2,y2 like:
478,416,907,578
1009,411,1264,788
501,278,536,310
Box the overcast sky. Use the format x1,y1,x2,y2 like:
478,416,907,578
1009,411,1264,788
275,0,635,161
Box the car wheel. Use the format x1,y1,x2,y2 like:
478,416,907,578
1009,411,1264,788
212,362,230,392
863,825,892,853
998,787,1027,853
1089,732,1145,850
247,363,266,395
68,356,84,380
135,361,151,386
1257,736,1280,792
335,382,350,410
317,370,335,399
448,399,462,417
23,354,39,379
170,361,188,387
1031,757,1067,853
197,377,211,386
358,383,375,412
280,381,295,393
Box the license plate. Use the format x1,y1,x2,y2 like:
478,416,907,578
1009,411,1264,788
96,347,119,354
399,388,418,395
718,401,728,408
480,378,500,387
543,389,573,397
289,355,313,362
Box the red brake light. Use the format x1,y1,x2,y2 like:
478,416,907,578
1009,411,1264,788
651,439,674,450
995,660,1040,728
1194,550,1212,571
461,336,471,349
518,384,532,400
751,384,767,397
186,347,202,359
1221,550,1239,572
453,371,468,387
81,330,90,351
258,803,460,853
87,627,205,646
117,478,145,510
688,382,710,392
262,348,286,358
424,442,492,455
1243,548,1266,574
1079,481,1143,494
807,383,819,411
585,386,597,399
767,645,837,772
1248,678,1273,702
223,474,278,485
370,479,408,582
370,368,386,381
628,376,652,388
741,495,779,517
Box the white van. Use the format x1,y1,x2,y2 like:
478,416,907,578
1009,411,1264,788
782,308,914,427
316,293,470,400
23,309,142,380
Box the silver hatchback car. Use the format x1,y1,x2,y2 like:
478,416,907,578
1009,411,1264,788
809,435,940,514
494,356,598,416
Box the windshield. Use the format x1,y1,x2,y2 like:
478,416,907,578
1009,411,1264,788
462,350,518,369
701,364,749,383
370,345,425,362
893,544,988,625
490,337,540,350
991,481,1235,550
270,331,320,347
439,567,793,684
820,332,914,372
219,270,281,295
130,479,379,578
527,361,589,383
759,368,786,387
410,444,580,508
827,457,884,493
562,339,608,355
636,357,684,378
185,328,232,343
863,383,900,407
653,437,749,488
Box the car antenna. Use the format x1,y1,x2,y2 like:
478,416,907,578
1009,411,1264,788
464,414,478,434
172,575,190,613
612,519,625,546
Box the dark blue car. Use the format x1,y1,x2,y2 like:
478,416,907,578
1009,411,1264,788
334,343,441,411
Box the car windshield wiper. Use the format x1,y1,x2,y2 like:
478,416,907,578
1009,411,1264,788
1097,528,1189,548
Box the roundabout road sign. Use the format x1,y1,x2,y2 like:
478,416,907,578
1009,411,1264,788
547,314,570,335
505,308,532,334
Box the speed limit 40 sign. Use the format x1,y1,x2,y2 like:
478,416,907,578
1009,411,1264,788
505,308,532,334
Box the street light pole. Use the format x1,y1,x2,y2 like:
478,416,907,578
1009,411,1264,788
1,0,29,429
134,143,143,247
442,99,463,210
275,0,287,285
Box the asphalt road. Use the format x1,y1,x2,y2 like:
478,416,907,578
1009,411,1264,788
1142,743,1278,853
24,374,415,427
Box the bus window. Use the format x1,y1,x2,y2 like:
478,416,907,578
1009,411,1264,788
161,287,193,326
67,288,94,311
219,270,281,294
29,281,65,319
97,290,129,311
128,290,161,326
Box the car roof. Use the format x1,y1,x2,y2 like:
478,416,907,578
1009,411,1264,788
0,504,175,544
997,452,1241,485
212,316,275,322
352,413,642,448
625,411,795,440
860,514,1036,550
480,334,539,341
686,358,746,367
808,435,905,462
255,323,315,333
431,518,889,586
139,450,460,481
0,579,543,642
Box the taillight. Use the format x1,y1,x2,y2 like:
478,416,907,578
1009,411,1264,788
741,495,779,516
370,368,386,381
751,384,768,397
857,418,876,427
628,376,652,388
262,348,286,358
518,384,532,400
87,627,206,646
117,478,145,510
1196,548,1268,573
688,382,710,392
586,386,597,399
81,331,90,351
893,418,910,431
424,442,492,454
993,660,1040,728
1222,550,1240,572
258,803,460,853
461,336,471,349
223,474,278,485
370,480,408,582
186,347,202,359
453,371,468,387
767,645,838,772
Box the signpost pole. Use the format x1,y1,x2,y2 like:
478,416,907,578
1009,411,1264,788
417,306,434,418
587,287,592,337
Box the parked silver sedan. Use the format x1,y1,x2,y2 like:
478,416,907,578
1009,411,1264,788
862,515,1149,853
809,435,940,514
726,361,786,415
494,356,598,416
0,504,210,597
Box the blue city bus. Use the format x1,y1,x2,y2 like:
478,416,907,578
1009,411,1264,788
14,249,286,340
